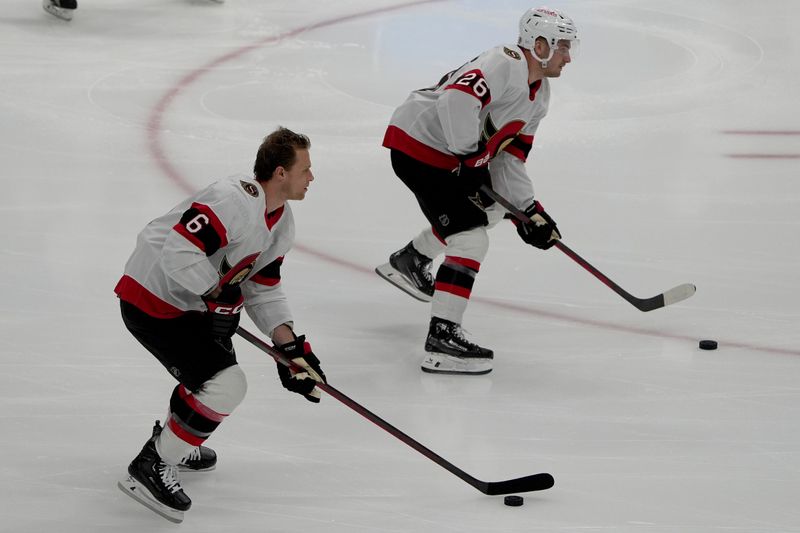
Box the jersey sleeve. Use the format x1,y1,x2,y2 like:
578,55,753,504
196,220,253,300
436,55,513,158
243,256,293,337
436,83,483,156
490,150,535,210
492,104,546,210
501,132,534,163
160,184,246,296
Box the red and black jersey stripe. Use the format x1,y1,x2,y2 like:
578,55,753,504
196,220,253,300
114,275,185,318
383,126,460,170
249,256,283,287
173,202,228,256
503,133,534,162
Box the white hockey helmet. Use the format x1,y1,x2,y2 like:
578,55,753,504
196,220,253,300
518,6,579,65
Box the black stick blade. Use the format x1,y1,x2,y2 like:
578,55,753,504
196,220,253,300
484,473,555,495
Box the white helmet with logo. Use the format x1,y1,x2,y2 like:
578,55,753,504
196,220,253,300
518,6,579,66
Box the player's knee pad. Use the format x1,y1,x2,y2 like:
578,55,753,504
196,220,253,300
165,365,247,446
195,364,248,414
445,227,489,263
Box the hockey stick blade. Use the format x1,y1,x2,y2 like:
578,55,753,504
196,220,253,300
236,326,554,496
479,185,696,312
555,241,696,312
662,282,697,307
623,282,697,312
482,473,555,495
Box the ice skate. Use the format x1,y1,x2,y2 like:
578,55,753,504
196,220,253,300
118,424,191,523
179,445,217,472
375,242,434,302
422,317,493,375
150,420,217,472
42,0,77,21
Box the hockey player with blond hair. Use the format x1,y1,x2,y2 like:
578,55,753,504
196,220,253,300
377,6,579,375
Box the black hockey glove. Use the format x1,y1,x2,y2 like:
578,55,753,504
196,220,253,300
276,335,326,403
202,284,244,339
515,200,561,250
455,161,490,195
455,152,495,209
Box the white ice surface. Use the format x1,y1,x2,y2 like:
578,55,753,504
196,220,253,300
1,0,799,531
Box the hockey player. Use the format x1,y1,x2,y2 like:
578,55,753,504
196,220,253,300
115,127,326,523
376,6,578,375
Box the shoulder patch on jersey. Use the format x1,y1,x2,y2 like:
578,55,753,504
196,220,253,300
503,47,521,60
240,180,259,197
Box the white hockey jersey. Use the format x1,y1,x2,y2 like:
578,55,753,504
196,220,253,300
115,175,294,337
383,44,551,210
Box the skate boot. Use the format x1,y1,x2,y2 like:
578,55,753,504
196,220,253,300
117,423,191,523
42,0,77,20
422,317,493,375
375,242,435,302
150,420,217,472
179,445,218,472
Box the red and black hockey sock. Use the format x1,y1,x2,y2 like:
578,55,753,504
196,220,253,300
434,256,480,299
165,384,227,448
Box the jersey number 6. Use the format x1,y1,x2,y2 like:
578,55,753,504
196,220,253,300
185,214,210,233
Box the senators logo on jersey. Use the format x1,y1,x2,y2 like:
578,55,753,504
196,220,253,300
219,253,261,287
503,47,521,60
240,180,259,197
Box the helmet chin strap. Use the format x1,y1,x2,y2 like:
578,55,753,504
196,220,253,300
531,46,556,69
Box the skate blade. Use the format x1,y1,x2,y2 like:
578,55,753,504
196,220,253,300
118,476,184,523
375,263,432,303
421,353,493,375
42,0,73,20
177,464,216,473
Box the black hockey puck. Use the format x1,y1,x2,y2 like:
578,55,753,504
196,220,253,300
504,495,524,507
699,340,718,350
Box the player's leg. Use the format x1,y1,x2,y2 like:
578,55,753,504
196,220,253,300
381,151,494,373
118,302,247,521
376,151,452,301
422,227,493,374
415,162,494,374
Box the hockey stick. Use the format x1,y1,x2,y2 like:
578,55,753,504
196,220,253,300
479,185,696,312
236,326,554,495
